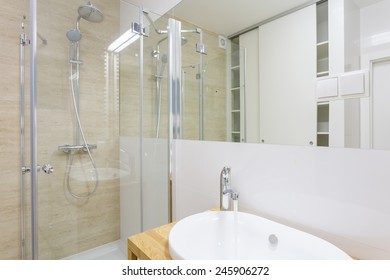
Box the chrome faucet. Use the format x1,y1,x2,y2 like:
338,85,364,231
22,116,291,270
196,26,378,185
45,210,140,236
220,166,239,211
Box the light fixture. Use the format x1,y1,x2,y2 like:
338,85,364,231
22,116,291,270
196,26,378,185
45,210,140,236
108,29,139,53
108,22,148,53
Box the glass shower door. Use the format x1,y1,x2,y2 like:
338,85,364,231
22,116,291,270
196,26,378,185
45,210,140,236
35,0,122,259
29,0,171,259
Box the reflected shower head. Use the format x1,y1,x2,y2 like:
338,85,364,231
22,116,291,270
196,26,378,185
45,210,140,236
151,36,188,57
161,54,168,64
78,1,104,23
181,36,188,45
66,28,82,42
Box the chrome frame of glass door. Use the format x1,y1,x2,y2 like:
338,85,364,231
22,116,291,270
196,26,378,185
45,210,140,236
29,0,38,260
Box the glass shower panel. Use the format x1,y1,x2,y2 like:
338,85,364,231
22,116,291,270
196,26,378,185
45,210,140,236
141,11,170,230
118,1,142,251
36,0,122,259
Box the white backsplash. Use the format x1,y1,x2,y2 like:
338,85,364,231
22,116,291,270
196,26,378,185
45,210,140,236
172,140,390,259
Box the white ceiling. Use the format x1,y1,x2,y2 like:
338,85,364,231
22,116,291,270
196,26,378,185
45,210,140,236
169,0,384,36
169,0,313,36
124,0,384,37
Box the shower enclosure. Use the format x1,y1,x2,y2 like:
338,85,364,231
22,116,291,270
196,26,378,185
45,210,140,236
19,0,228,260
20,0,173,260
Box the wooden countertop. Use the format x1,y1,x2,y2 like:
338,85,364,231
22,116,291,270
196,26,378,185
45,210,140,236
128,209,219,260
128,222,176,260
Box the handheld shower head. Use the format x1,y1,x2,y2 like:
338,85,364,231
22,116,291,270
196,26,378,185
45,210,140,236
66,28,82,42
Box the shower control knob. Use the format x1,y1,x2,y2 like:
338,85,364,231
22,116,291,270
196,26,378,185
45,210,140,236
42,164,54,174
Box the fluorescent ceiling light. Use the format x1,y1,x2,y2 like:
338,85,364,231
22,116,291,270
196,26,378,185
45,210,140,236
108,28,140,53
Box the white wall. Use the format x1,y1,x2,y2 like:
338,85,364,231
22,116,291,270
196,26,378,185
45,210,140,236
173,139,390,259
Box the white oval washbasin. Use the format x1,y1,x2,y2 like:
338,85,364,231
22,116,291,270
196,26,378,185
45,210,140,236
169,211,351,260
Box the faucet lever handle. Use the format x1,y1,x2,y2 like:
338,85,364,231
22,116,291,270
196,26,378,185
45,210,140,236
222,166,231,176
221,166,231,186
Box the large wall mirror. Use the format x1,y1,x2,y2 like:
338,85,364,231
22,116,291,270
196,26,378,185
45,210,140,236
164,0,390,150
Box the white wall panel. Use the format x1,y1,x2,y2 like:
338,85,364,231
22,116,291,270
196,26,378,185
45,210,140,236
239,29,259,143
258,5,316,146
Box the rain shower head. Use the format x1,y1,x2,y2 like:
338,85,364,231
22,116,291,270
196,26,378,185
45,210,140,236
78,1,104,23
67,2,103,42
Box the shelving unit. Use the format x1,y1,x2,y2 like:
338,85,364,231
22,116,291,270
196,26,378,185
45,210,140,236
317,41,329,77
316,1,330,147
317,102,329,146
316,1,329,78
228,37,243,142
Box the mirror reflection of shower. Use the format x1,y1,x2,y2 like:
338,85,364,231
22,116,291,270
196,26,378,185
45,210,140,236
144,11,204,139
60,1,104,199
152,36,188,138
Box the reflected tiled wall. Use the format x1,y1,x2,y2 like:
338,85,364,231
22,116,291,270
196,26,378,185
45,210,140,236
119,16,227,141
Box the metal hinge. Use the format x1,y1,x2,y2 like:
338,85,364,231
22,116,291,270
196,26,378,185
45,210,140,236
132,22,149,37
196,43,207,55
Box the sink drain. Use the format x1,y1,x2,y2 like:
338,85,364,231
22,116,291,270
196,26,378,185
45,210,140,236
268,234,278,246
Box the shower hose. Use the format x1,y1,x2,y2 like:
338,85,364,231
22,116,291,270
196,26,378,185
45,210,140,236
67,58,99,199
